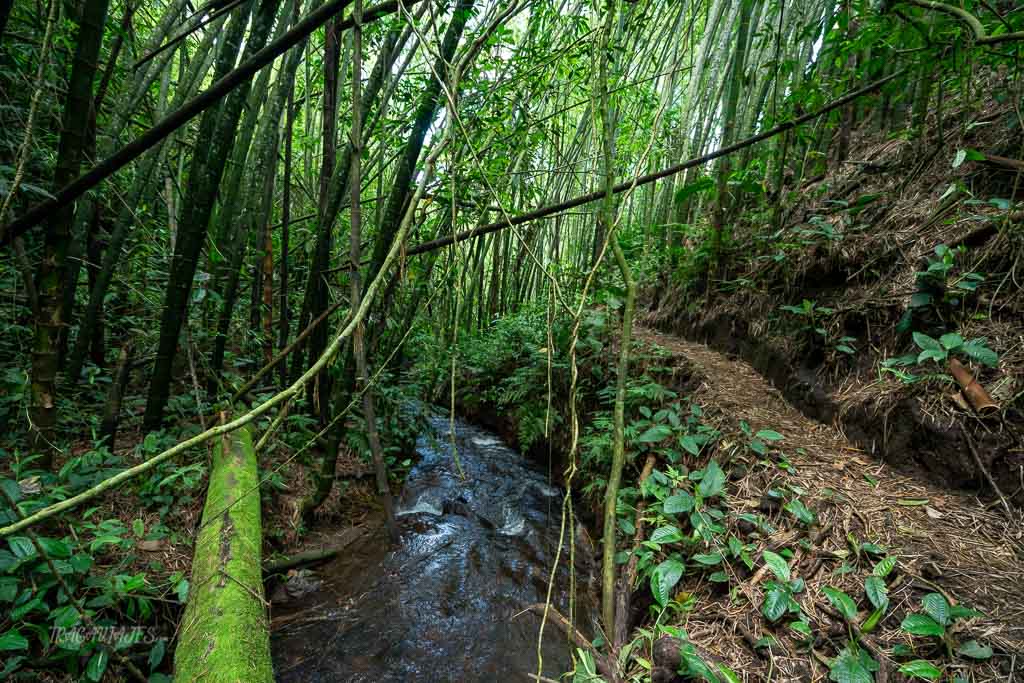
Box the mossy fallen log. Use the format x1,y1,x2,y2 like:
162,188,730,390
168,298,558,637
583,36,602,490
174,424,272,683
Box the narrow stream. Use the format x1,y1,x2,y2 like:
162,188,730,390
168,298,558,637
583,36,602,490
270,413,597,682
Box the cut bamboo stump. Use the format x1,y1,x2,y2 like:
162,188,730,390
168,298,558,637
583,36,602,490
174,424,272,683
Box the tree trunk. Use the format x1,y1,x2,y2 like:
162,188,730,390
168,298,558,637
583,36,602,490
67,19,221,386
30,0,110,465
289,24,403,380
58,0,135,369
348,0,398,541
144,0,279,431
709,0,753,270
98,342,132,452
207,0,301,383
303,16,341,417
278,83,295,386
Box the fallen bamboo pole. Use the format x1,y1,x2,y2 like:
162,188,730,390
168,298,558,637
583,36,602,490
0,157,424,538
0,0,425,246
405,71,902,257
174,422,272,683
948,357,998,415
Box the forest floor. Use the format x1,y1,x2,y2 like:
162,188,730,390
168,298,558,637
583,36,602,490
630,325,1024,681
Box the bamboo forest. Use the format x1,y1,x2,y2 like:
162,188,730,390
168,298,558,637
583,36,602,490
1,0,1023,680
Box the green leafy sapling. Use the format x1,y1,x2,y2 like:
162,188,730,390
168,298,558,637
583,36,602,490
898,592,990,679
881,332,997,383
760,550,804,623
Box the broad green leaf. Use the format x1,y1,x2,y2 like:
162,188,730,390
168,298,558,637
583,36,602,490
697,460,726,498
898,660,942,680
910,292,932,308
86,649,109,682
949,604,984,620
650,559,684,606
956,640,992,660
663,492,694,514
176,579,190,604
148,639,167,671
939,333,963,350
649,526,684,545
717,663,742,683
901,613,944,637
8,537,34,559
49,605,81,629
829,646,874,683
912,332,942,353
823,586,858,621
638,425,672,443
916,348,945,364
0,630,29,652
861,606,886,633
692,552,722,566
762,587,789,622
952,149,967,168
921,593,949,626
0,577,17,602
784,499,816,524
790,620,811,635
961,341,998,368
864,575,888,610
860,542,885,556
762,550,790,582
37,536,71,559
680,435,701,455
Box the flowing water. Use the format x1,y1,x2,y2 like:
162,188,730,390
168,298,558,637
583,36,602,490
270,414,597,682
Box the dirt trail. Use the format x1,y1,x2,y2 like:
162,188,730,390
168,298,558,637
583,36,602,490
634,326,1024,679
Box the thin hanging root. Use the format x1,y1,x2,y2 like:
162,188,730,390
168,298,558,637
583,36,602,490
522,604,615,678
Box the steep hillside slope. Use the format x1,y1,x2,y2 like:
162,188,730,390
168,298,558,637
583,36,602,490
648,83,1023,504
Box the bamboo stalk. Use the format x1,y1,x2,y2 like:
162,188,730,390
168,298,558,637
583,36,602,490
174,421,272,683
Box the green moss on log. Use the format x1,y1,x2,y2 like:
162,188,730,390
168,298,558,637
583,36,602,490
174,425,272,683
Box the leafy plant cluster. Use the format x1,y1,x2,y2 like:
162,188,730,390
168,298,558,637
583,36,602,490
779,298,858,359
0,433,211,680
881,331,998,384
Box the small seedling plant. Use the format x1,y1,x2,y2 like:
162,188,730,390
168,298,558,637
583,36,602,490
881,332,997,384
778,300,856,356
760,550,806,626
897,592,991,680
